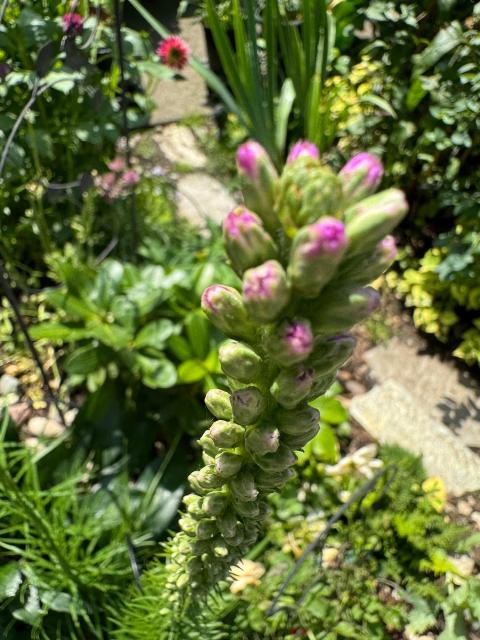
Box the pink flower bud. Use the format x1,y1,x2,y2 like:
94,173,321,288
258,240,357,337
287,140,320,163
236,141,278,232
345,188,408,252
201,285,255,339
340,152,383,204
231,387,266,425
288,217,347,297
121,169,140,186
223,207,277,275
266,318,314,366
242,260,289,323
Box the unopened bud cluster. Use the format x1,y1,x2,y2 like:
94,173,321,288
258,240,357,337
167,142,407,595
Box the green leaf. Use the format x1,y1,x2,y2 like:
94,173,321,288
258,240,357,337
275,78,296,154
136,356,177,389
177,359,207,384
64,345,104,375
137,61,175,80
30,323,91,342
167,334,193,361
360,94,397,118
311,423,339,463
406,76,428,110
309,396,348,424
43,71,83,94
0,562,22,600
413,21,464,74
134,319,178,351
185,311,210,360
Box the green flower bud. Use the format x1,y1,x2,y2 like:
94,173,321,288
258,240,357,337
197,433,219,457
215,452,243,478
219,341,262,383
217,511,238,539
205,389,233,420
197,519,217,540
184,494,202,513
276,157,343,231
191,465,224,490
345,188,408,252
270,364,315,409
265,318,314,366
179,515,197,536
288,217,347,297
242,260,290,323
257,501,272,521
201,285,255,340
276,405,320,434
202,451,215,466
232,499,260,518
223,207,278,275
307,334,357,376
213,542,230,558
310,287,380,333
253,444,297,472
308,373,337,400
209,420,245,448
245,424,280,455
202,492,229,516
231,387,266,425
236,141,279,232
281,423,319,449
255,466,295,490
229,469,259,502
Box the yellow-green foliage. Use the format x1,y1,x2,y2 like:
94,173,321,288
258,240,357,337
387,248,480,366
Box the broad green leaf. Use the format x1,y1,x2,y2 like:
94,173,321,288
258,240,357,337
43,71,83,94
309,396,348,424
134,319,178,350
64,345,104,375
413,21,464,73
40,591,72,613
0,562,22,600
406,76,428,110
167,334,193,361
275,78,296,154
311,423,339,463
177,359,207,384
137,61,175,80
136,355,177,389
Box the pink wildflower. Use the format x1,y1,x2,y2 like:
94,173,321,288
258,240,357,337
62,12,83,35
156,36,190,71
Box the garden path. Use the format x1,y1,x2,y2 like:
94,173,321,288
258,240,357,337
351,339,480,495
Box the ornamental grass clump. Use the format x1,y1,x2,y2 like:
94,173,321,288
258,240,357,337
166,141,407,598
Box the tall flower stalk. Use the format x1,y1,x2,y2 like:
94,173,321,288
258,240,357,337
166,142,407,599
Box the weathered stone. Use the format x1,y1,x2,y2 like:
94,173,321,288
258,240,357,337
456,499,473,517
157,124,207,169
364,338,480,448
0,374,19,396
176,173,236,225
27,416,64,438
8,402,31,426
350,380,480,495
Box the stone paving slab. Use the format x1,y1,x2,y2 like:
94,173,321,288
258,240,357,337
176,172,236,225
350,380,480,495
148,18,211,124
157,124,208,169
364,337,480,448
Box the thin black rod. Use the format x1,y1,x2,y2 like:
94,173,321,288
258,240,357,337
267,465,391,616
112,0,138,258
0,261,66,427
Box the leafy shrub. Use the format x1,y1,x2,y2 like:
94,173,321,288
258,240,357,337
333,1,480,365
0,0,168,279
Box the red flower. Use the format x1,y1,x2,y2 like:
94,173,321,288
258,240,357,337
62,12,83,35
156,36,190,71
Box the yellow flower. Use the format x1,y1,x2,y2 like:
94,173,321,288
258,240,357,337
228,559,265,594
422,476,446,513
